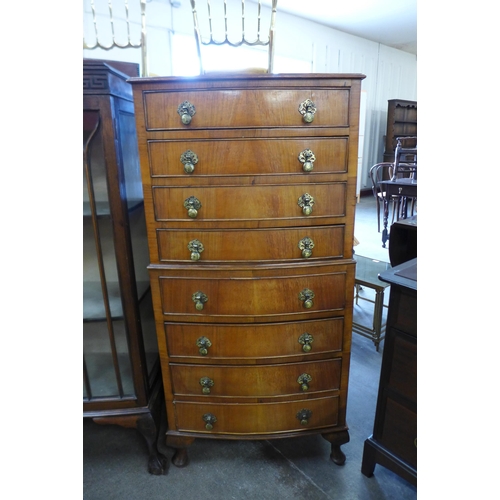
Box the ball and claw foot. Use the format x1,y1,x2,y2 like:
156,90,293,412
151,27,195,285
148,454,169,475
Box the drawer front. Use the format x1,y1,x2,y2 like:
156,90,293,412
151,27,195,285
387,331,417,403
166,318,344,361
174,396,339,434
379,398,417,468
148,137,348,177
170,358,341,397
157,270,347,320
152,182,346,223
144,89,350,131
157,226,345,263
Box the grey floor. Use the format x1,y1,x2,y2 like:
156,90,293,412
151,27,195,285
83,195,417,499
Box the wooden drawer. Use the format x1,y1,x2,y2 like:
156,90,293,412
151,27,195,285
170,358,341,397
173,396,340,435
379,398,417,468
143,89,350,131
147,137,348,177
387,331,417,403
154,265,351,322
156,226,345,263
152,182,346,225
165,318,344,362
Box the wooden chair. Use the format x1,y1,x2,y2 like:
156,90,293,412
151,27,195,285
391,136,417,181
189,0,278,74
370,163,400,233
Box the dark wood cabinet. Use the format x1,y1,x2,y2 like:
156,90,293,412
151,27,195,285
130,73,365,467
383,99,417,163
361,258,417,486
83,59,167,474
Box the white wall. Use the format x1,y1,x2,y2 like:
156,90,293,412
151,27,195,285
83,0,417,190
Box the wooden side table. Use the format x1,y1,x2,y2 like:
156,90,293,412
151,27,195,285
352,255,391,351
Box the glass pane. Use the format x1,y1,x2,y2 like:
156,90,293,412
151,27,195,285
117,107,159,378
83,110,135,400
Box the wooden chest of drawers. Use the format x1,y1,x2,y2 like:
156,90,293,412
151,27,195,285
130,73,365,467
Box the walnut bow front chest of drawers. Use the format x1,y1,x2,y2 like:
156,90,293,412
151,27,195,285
130,73,365,467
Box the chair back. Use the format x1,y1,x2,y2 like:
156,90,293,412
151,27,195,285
83,0,148,77
190,0,278,74
391,136,417,180
370,163,394,198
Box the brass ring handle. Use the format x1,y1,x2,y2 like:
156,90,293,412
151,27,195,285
299,288,315,309
199,376,214,394
298,193,315,216
298,332,314,352
188,239,204,261
180,150,198,174
298,149,316,172
202,413,217,430
298,99,317,123
184,196,202,218
177,100,196,125
196,336,212,355
192,291,208,311
297,373,312,391
296,408,312,426
298,237,315,258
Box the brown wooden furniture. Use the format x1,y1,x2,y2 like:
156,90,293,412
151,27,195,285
130,72,365,467
361,258,417,486
83,59,167,474
388,215,417,266
383,99,417,163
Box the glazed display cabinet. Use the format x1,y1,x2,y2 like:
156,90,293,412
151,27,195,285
83,59,166,474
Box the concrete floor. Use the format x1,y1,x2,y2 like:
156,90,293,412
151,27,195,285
83,195,417,499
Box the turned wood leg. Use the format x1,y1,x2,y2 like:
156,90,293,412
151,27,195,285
381,199,389,248
93,412,168,475
322,430,350,465
166,435,195,468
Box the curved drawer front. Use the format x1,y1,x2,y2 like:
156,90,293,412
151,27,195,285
157,269,348,320
171,358,341,397
174,396,339,435
148,137,348,177
157,226,345,263
144,89,349,131
152,182,346,223
165,318,344,361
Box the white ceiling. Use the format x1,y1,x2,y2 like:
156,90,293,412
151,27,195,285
262,0,417,55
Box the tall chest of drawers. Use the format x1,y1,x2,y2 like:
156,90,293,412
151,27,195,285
130,73,365,467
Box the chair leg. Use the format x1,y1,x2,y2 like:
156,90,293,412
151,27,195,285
376,198,381,233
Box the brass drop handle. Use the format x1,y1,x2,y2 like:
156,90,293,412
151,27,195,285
298,99,317,123
298,149,316,172
192,291,208,311
202,413,217,430
297,373,312,391
298,237,315,258
180,150,198,174
298,332,314,352
188,239,204,261
296,408,312,426
196,336,212,355
298,193,315,216
177,100,196,125
184,196,202,218
199,376,214,394
299,288,315,309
